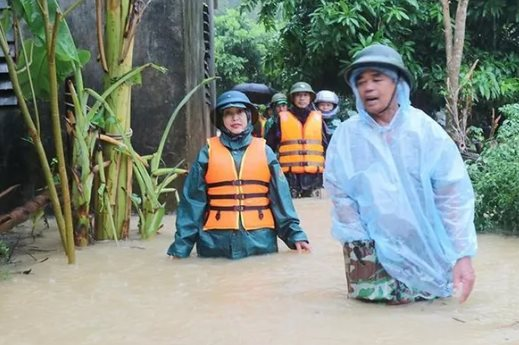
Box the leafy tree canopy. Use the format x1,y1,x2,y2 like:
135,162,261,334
215,9,273,92
240,0,519,116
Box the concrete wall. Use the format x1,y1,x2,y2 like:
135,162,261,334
0,0,215,212
0,109,40,212
64,0,215,160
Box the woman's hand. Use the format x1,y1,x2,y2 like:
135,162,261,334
295,241,312,253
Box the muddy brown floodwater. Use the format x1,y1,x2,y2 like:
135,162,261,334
1,197,518,345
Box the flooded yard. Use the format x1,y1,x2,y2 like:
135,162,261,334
1,197,518,345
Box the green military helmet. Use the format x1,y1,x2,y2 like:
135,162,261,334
344,43,413,89
289,82,316,101
270,92,288,107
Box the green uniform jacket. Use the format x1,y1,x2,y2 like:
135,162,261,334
263,116,277,139
167,131,308,259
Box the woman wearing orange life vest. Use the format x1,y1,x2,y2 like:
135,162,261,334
167,90,311,259
266,82,330,198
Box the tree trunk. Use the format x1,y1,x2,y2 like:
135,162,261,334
0,191,50,234
441,0,470,151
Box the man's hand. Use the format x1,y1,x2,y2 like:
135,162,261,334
295,241,312,253
452,256,475,303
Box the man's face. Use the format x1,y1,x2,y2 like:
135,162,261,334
275,103,288,114
355,69,397,115
222,107,248,134
292,92,311,109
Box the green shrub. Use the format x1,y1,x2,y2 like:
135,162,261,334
0,240,9,263
468,103,519,233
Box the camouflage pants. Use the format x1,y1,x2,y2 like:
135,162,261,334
343,240,429,303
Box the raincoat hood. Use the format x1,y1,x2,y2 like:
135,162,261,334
320,104,340,120
350,77,411,132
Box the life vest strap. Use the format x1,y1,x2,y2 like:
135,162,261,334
211,205,269,221
280,161,324,167
207,179,270,188
209,205,270,212
280,139,321,145
278,150,324,157
208,192,268,200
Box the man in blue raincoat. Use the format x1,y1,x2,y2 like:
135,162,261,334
167,90,311,259
324,44,477,304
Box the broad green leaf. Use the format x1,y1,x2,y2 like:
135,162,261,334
16,39,52,99
12,0,90,100
12,0,82,63
0,9,12,34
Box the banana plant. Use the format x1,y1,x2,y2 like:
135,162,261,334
65,71,98,246
68,62,166,244
94,0,152,240
91,77,215,238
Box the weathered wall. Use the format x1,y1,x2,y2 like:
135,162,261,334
0,0,215,213
0,109,41,211
64,0,215,161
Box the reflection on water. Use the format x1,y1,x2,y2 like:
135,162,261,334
1,198,518,345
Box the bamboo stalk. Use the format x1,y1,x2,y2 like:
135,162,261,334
0,23,70,259
40,1,75,263
13,17,40,133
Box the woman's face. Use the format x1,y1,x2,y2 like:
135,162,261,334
222,107,248,134
317,102,334,112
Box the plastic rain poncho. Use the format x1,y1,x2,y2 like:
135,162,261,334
324,80,477,297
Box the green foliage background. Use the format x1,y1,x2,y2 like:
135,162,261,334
215,9,272,92
468,104,519,234
232,0,519,115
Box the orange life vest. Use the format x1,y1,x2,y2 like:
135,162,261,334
278,111,325,174
203,136,275,231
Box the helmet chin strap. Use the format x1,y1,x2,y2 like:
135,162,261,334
368,76,400,118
